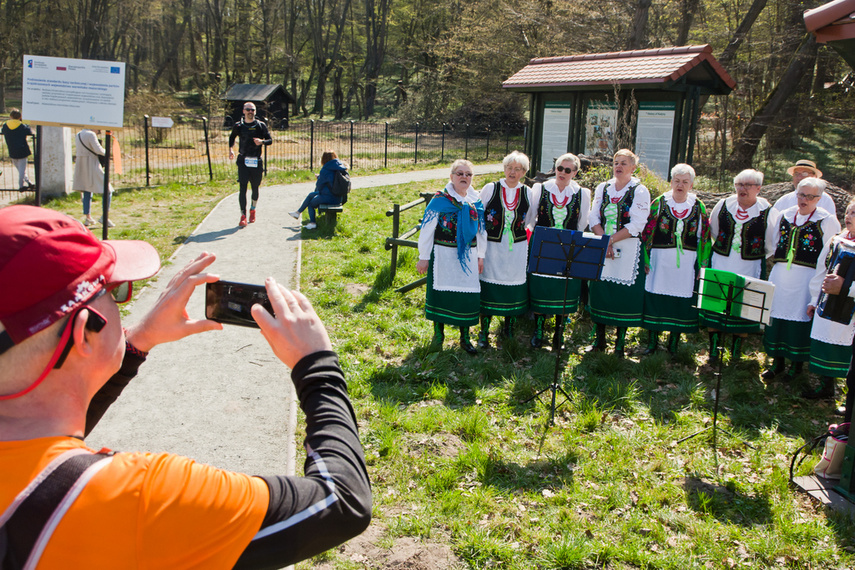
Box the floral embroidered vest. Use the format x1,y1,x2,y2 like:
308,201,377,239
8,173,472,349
772,216,824,268
712,205,769,260
648,197,703,251
483,181,530,243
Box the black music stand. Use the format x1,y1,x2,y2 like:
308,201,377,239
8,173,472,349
523,227,608,425
677,270,771,453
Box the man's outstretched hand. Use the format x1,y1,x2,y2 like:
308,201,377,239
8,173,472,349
252,278,333,369
125,252,223,353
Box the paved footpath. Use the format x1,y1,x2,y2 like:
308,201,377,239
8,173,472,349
87,163,502,478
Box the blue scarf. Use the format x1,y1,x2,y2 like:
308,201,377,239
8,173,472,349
423,183,485,274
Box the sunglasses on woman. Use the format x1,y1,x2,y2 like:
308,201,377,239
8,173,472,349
556,166,576,173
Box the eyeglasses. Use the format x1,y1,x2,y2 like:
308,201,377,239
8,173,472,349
507,166,526,173
797,193,821,201
734,183,759,189
244,107,255,112
556,165,577,173
453,171,473,177
107,281,133,303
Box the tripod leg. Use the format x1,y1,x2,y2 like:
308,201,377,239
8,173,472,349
552,315,565,351
708,331,720,366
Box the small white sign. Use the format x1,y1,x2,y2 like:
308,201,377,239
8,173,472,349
22,55,125,129
151,116,174,128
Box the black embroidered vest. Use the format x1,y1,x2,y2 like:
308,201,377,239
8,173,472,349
712,204,769,260
772,215,824,268
483,181,530,243
649,197,702,251
598,184,636,232
536,186,582,230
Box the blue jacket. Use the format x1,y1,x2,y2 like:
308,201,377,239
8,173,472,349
2,121,32,159
316,159,348,198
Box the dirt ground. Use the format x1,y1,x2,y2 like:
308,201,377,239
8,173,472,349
313,519,465,570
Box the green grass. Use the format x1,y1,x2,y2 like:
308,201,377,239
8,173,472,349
294,175,855,569
14,164,855,568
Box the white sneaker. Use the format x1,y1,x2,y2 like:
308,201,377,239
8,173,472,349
289,211,300,220
305,222,317,230
100,217,116,228
83,216,94,226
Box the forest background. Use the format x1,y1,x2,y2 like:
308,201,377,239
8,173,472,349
0,0,853,184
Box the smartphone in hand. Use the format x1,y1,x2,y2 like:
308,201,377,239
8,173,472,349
205,280,274,328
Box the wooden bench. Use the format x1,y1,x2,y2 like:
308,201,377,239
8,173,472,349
318,204,343,224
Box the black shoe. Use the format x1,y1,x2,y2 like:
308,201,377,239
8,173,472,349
760,367,780,381
530,336,543,349
614,348,625,359
642,346,657,356
477,337,490,350
460,339,478,355
802,378,834,400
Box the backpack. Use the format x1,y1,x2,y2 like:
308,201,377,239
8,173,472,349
331,170,351,205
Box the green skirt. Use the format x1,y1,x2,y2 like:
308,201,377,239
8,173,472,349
809,339,851,377
529,274,581,315
763,318,811,361
698,310,761,334
480,280,529,316
642,291,699,333
588,258,645,327
425,258,480,327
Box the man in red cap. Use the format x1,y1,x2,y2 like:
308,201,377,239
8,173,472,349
0,206,370,568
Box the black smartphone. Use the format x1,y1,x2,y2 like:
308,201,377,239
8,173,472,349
205,280,273,328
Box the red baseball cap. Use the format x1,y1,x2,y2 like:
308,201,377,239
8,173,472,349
0,206,160,352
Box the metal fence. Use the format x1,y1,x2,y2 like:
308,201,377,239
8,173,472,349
0,118,526,201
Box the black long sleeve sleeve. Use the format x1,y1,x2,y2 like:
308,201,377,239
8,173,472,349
233,351,372,570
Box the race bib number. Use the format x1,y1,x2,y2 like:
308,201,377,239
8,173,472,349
244,157,259,168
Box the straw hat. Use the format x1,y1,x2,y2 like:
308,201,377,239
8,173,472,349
786,159,822,178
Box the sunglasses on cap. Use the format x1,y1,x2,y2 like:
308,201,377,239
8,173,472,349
108,281,133,304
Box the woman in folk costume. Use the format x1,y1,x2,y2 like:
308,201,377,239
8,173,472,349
640,163,711,355
805,198,855,401
417,159,486,354
476,151,538,349
763,177,839,382
701,169,778,363
588,149,651,357
528,153,591,350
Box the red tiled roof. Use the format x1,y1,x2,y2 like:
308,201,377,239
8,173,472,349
503,45,735,91
804,0,855,42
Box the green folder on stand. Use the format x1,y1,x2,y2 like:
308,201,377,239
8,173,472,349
697,268,775,325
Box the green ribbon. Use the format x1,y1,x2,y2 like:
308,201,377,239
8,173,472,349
786,230,797,270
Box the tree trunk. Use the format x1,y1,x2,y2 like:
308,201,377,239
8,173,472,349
675,0,700,46
718,0,768,68
626,0,652,50
362,0,391,118
725,34,817,171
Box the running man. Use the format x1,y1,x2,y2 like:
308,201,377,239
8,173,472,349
229,102,273,227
